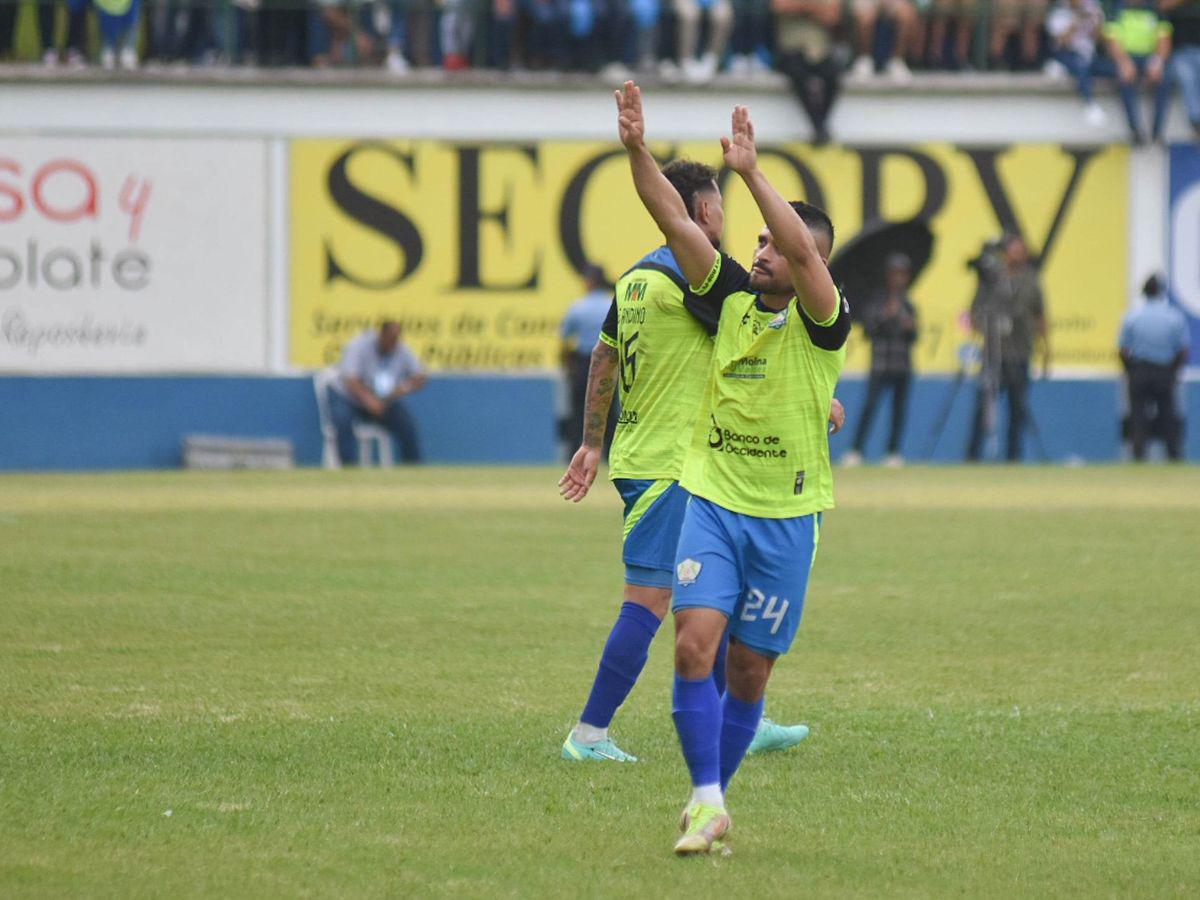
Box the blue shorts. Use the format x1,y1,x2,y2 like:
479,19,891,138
614,478,691,589
671,495,821,658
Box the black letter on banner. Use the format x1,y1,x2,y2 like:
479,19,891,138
457,145,539,290
964,145,1100,268
325,142,424,288
856,146,947,226
717,148,827,215
558,147,629,281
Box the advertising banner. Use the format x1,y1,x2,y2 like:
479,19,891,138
0,137,267,373
290,139,1128,374
1169,144,1200,367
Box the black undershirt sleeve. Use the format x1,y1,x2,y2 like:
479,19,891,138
599,297,618,345
682,253,753,337
800,289,852,352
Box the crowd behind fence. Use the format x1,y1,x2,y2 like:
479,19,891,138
1,0,1199,142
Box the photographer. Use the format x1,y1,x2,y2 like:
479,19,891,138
965,234,1050,463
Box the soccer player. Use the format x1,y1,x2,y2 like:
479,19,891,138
556,96,840,764
615,87,848,855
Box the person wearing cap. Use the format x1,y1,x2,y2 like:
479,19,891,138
1119,273,1190,460
560,264,616,460
843,252,918,467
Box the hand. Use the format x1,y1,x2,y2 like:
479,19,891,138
828,397,845,435
558,444,602,502
615,81,645,151
366,395,387,418
1117,57,1136,83
720,105,757,176
1147,54,1164,83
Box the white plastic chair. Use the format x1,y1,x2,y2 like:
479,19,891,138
312,368,394,468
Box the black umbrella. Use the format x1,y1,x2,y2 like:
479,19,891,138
828,218,935,314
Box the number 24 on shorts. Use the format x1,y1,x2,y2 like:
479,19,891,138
740,588,789,634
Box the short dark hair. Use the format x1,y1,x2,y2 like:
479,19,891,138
662,159,719,220
789,201,834,251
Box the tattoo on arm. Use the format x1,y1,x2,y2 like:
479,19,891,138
583,342,619,448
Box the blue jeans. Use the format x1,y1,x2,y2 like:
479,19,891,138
1052,49,1112,103
1171,46,1200,127
1118,53,1172,140
328,388,421,464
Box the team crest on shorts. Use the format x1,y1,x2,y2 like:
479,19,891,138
676,558,702,586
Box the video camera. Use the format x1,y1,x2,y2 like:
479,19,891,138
966,236,1005,283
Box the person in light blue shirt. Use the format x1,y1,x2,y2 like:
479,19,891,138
1119,274,1190,460
560,264,616,458
330,322,427,464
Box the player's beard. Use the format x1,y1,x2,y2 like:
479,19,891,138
749,266,790,295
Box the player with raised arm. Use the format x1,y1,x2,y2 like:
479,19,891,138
555,85,840,764
639,100,849,856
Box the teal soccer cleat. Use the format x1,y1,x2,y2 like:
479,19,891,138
747,717,809,755
561,733,639,762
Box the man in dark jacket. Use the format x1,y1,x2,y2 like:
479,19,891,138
844,253,919,467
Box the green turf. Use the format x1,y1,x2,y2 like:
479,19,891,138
2,466,1198,897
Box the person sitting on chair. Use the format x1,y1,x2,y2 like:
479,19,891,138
329,321,426,465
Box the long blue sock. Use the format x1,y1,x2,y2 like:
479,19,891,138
719,693,764,792
711,629,730,696
579,601,662,729
672,674,722,789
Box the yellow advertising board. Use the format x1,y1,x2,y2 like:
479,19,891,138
289,139,1127,374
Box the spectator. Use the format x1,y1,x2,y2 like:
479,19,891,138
990,0,1049,70
965,234,1049,462
728,0,771,75
1119,273,1189,460
1105,0,1173,143
850,0,917,81
524,0,565,69
311,0,379,67
329,321,427,465
559,264,615,458
257,0,310,66
490,0,517,68
216,0,260,66
441,0,475,68
928,0,975,70
843,253,919,467
1046,0,1109,126
0,0,57,64
95,0,143,69
669,0,734,82
1162,0,1200,139
772,0,843,145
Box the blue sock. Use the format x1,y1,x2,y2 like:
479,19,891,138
672,674,722,789
711,629,730,697
579,601,662,729
719,693,764,792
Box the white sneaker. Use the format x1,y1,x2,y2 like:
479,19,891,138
841,450,863,467
883,453,905,468
100,46,116,70
1043,58,1068,81
42,48,57,66
599,61,633,83
65,48,87,69
851,55,875,80
683,55,715,84
727,53,751,76
385,49,409,74
886,57,912,83
1084,102,1107,127
119,46,138,70
658,58,682,82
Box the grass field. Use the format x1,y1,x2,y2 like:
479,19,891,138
2,465,1198,898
